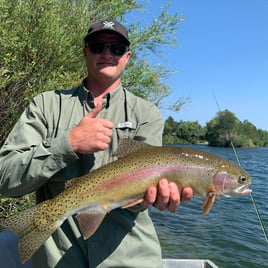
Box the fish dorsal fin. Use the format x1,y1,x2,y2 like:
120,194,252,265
76,211,106,239
65,180,74,189
113,138,150,158
64,177,81,189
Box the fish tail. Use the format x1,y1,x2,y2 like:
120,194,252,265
0,203,60,264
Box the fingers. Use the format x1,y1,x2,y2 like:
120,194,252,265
153,179,180,212
154,179,173,211
68,105,114,154
143,187,157,209
87,104,114,130
87,103,102,118
143,178,194,213
181,187,194,203
168,182,181,212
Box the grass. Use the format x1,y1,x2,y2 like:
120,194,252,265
0,193,35,219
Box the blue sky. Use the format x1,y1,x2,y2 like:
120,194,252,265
127,0,268,130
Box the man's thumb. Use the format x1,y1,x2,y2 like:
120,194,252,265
88,103,102,118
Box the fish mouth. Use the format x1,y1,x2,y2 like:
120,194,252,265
233,185,252,195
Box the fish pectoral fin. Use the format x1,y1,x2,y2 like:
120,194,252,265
121,198,144,209
202,192,217,215
76,211,106,240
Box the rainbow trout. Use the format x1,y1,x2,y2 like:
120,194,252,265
0,139,252,263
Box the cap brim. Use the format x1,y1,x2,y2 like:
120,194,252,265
84,30,130,45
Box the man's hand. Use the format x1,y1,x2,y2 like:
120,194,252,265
69,104,113,154
143,178,193,212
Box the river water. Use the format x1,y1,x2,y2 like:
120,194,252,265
150,145,268,268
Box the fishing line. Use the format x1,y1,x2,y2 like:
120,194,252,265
229,140,268,243
212,93,268,243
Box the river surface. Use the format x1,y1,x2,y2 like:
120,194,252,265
150,145,268,268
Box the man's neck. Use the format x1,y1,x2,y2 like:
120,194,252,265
85,77,121,107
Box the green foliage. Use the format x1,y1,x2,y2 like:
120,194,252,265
163,116,205,144
240,120,268,147
205,110,240,147
0,0,88,144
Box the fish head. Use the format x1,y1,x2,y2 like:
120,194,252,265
213,164,252,197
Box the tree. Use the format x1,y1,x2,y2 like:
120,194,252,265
163,116,179,144
205,110,241,147
163,117,205,144
176,121,205,144
257,129,268,146
0,0,184,146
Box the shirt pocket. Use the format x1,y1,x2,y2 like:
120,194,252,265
115,121,137,140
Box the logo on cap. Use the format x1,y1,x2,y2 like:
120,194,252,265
102,21,115,30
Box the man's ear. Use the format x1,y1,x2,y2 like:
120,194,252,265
126,51,131,61
83,47,87,57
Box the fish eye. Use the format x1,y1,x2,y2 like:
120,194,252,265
238,176,248,184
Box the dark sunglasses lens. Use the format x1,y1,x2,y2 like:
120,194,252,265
88,42,128,56
110,44,127,55
89,42,105,54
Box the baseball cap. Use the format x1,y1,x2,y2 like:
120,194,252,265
84,19,130,45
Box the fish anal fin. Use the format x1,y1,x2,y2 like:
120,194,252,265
121,198,144,209
76,211,106,240
202,192,217,215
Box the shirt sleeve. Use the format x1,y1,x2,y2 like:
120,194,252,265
0,96,78,197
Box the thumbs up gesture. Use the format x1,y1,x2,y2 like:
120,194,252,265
69,104,114,154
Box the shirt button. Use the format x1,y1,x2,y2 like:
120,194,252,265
43,140,51,147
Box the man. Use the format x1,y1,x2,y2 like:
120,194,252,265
0,19,193,267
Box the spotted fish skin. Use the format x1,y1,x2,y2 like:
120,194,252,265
0,139,252,263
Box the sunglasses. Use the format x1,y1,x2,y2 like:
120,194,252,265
87,42,129,56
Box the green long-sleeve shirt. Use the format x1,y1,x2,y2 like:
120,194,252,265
0,83,164,268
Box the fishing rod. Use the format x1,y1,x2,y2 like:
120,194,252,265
212,93,268,243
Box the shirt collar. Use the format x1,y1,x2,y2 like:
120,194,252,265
81,78,124,109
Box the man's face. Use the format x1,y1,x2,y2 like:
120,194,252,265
84,33,131,83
